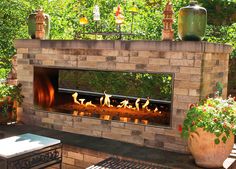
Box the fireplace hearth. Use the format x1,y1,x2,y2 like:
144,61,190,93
15,40,231,153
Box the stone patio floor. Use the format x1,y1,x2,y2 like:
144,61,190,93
0,123,235,169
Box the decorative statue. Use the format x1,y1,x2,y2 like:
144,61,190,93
115,5,124,25
35,8,46,39
93,5,100,21
162,0,174,41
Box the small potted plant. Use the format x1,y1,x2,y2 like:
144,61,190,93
0,83,24,124
181,93,236,168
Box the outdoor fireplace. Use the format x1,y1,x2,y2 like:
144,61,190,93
15,40,231,153
34,67,172,126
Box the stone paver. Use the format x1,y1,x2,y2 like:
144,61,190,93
0,124,235,169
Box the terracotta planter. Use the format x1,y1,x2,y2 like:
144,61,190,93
188,128,234,168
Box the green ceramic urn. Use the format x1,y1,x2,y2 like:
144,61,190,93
28,10,50,39
178,1,207,41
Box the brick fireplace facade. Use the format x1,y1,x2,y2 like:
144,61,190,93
14,40,231,153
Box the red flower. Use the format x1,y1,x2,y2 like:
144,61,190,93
213,118,218,123
223,123,227,128
178,124,182,132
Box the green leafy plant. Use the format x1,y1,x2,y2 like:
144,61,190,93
0,83,24,118
181,95,236,144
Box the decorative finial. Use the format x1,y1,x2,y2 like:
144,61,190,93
93,5,100,21
162,0,174,41
115,5,124,25
35,8,46,39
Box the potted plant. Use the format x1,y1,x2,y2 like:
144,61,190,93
181,94,236,168
0,83,24,124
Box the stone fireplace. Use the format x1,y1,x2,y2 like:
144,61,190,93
15,40,231,153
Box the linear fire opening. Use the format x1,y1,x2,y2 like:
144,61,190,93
34,67,173,126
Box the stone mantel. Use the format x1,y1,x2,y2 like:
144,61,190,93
15,40,232,53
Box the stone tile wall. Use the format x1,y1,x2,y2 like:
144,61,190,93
15,40,232,153
47,144,110,169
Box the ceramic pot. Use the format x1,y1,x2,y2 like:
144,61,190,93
28,11,50,39
178,1,207,41
188,128,234,168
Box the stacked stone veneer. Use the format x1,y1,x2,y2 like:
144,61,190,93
14,40,231,153
60,145,110,169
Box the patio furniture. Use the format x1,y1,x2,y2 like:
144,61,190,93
0,133,62,169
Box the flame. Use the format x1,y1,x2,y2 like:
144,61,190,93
135,98,140,111
35,76,54,107
142,120,148,125
73,110,79,116
72,92,80,104
154,107,158,113
101,115,111,120
120,117,130,122
85,101,96,107
117,99,129,108
100,97,104,106
79,112,85,116
142,97,150,109
102,91,112,107
70,90,159,124
79,99,85,105
134,119,139,124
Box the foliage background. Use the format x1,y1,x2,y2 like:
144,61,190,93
59,70,172,100
0,0,236,79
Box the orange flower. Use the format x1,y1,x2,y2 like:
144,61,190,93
189,103,195,109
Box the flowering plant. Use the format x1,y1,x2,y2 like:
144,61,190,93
181,96,236,144
0,83,24,117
